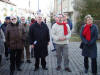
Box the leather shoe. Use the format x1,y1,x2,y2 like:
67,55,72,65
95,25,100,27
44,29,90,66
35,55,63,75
65,68,72,72
56,66,61,71
42,67,48,70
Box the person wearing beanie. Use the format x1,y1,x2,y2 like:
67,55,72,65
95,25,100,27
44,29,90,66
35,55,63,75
1,16,11,60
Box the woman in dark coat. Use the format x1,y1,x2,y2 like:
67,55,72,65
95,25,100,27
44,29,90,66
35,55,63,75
80,15,98,75
29,15,50,71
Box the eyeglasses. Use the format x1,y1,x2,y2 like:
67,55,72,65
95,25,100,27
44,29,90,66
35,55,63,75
12,18,16,20
22,19,25,20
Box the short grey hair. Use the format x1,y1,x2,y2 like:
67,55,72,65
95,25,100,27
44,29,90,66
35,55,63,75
55,14,64,18
84,14,93,23
36,14,43,18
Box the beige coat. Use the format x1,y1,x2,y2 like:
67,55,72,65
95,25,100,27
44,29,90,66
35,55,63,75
51,23,71,44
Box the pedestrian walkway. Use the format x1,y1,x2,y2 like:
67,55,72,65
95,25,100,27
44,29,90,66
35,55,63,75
0,42,100,75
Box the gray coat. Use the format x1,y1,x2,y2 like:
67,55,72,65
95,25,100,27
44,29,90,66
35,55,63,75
0,28,5,55
20,23,30,46
80,24,98,58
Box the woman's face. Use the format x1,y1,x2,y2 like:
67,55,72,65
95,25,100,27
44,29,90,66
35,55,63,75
86,18,93,24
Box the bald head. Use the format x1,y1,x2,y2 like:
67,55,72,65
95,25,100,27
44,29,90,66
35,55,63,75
36,14,43,24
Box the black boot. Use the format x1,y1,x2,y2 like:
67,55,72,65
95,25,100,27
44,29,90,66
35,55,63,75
34,67,39,71
92,73,97,75
10,71,14,75
42,67,48,70
17,68,22,71
27,60,32,63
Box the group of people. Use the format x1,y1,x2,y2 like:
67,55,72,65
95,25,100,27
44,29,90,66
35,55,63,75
0,13,98,75
0,16,36,75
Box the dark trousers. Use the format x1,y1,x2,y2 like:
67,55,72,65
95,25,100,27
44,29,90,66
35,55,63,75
31,48,34,57
22,45,30,60
84,57,97,73
35,57,46,68
10,49,22,72
4,42,9,57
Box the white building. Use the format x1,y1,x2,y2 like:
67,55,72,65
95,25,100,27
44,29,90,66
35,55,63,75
0,0,16,22
0,0,35,22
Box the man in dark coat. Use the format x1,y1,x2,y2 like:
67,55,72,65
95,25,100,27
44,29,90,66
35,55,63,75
1,16,11,59
6,16,24,75
29,14,50,71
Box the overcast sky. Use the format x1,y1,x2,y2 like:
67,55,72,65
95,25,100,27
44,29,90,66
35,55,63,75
10,0,54,14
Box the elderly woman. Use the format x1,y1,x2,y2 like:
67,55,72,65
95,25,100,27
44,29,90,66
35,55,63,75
80,15,98,75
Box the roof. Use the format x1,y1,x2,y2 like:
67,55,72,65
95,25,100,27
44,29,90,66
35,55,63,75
0,0,16,6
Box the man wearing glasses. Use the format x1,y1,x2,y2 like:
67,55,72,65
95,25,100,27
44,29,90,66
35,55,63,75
6,16,24,75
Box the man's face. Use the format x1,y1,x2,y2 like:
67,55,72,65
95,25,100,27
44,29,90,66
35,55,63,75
58,15,63,23
37,16,42,24
21,17,25,23
11,18,17,24
55,17,59,22
5,19,10,24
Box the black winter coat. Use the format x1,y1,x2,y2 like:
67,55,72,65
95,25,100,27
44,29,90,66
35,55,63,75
29,22,50,58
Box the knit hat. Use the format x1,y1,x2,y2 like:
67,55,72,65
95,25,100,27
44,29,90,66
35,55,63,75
10,16,17,20
5,16,10,20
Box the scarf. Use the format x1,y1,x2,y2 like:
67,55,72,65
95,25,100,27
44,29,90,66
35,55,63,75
82,24,92,41
56,22,68,35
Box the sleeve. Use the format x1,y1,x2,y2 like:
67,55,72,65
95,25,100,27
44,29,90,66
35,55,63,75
1,29,5,42
21,26,26,41
46,25,50,42
1,25,4,32
89,25,98,45
29,25,34,45
66,24,71,40
80,26,88,44
51,24,59,41
5,26,10,47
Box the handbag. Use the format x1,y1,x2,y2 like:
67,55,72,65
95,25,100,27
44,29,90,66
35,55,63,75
80,42,84,49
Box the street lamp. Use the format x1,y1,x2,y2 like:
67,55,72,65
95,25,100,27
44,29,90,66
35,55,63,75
29,0,30,9
29,0,31,17
38,0,39,11
61,0,62,14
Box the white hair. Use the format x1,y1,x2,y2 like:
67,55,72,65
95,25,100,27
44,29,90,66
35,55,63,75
84,14,93,23
10,16,17,20
36,14,43,18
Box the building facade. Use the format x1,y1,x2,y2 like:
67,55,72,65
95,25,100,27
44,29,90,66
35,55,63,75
0,0,34,22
